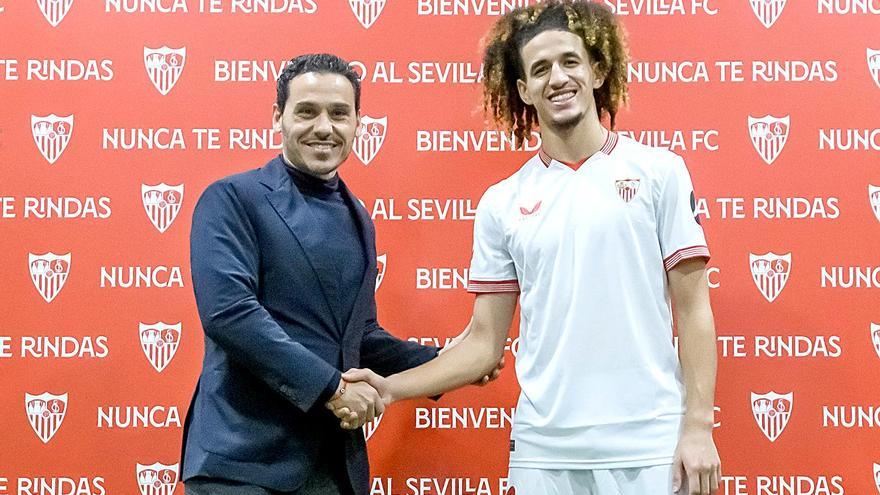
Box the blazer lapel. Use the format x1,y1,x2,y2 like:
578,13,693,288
337,179,376,337
261,157,341,330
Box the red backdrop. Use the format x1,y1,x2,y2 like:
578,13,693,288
2,1,880,494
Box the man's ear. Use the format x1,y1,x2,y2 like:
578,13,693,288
516,78,533,105
355,113,362,137
272,103,282,133
592,62,606,89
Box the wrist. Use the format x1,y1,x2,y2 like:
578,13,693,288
682,414,714,433
333,378,347,400
385,375,401,405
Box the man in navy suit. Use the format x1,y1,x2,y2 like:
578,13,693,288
180,53,447,495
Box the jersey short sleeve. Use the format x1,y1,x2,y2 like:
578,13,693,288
657,157,710,271
467,189,520,293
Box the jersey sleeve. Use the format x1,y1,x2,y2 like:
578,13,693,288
467,189,519,293
657,156,710,271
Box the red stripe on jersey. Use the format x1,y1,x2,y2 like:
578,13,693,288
663,245,711,271
467,279,520,293
538,131,618,170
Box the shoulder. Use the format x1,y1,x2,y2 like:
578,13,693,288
478,155,541,210
613,133,687,181
195,165,267,213
203,164,267,196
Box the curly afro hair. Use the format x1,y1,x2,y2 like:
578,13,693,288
481,1,629,145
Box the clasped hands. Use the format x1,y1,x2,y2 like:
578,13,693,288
325,325,505,430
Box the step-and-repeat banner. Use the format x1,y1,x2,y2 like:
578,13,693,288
2,1,879,494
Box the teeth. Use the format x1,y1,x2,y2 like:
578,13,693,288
550,91,575,103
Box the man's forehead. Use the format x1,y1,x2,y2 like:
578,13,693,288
521,29,588,64
287,72,355,104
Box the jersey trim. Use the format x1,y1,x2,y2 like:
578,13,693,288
467,279,520,293
538,131,618,170
663,245,711,271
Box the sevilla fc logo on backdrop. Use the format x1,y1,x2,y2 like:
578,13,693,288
139,322,181,373
615,179,640,203
29,252,71,303
25,392,68,443
144,46,186,96
353,116,387,165
364,414,382,441
748,115,790,165
749,0,786,28
142,183,184,233
751,391,792,442
349,0,386,29
32,114,73,165
749,252,791,303
375,254,386,292
873,463,880,493
37,0,74,27
871,323,880,360
136,462,179,495
867,48,880,88
869,185,880,222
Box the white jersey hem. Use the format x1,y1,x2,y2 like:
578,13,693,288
509,455,675,470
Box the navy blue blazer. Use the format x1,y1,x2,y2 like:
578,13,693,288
181,156,438,493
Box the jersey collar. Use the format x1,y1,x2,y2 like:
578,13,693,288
538,131,618,171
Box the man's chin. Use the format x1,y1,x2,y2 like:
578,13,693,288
302,158,343,178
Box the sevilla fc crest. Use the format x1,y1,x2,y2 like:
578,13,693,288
25,392,68,443
142,183,184,233
749,0,786,28
749,252,791,303
375,254,387,292
139,322,181,373
868,48,880,89
871,323,880,360
364,414,382,441
615,179,640,203
869,185,880,223
873,463,880,493
751,391,792,442
748,115,790,165
29,252,71,303
32,114,73,165
353,116,387,166
144,46,186,96
37,0,74,27
349,0,386,29
136,462,179,495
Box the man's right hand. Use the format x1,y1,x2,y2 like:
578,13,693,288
324,377,385,430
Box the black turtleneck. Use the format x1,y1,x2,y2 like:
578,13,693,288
284,161,366,340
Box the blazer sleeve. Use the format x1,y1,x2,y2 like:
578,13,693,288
190,180,340,413
359,293,439,378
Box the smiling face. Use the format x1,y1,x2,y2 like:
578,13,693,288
516,29,605,135
272,72,359,179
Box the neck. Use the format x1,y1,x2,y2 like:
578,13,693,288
281,151,338,181
539,114,607,164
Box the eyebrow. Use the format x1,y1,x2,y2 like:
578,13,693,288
529,51,582,73
293,101,353,110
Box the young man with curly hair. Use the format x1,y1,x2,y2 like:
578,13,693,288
336,2,721,493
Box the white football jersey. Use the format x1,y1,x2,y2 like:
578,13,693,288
468,131,709,468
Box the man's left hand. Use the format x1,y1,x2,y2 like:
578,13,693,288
672,428,721,495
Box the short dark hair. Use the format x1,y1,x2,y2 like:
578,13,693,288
275,53,361,113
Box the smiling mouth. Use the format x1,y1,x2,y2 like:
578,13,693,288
548,90,576,104
305,142,338,152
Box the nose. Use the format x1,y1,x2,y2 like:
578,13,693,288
313,111,332,137
548,62,568,88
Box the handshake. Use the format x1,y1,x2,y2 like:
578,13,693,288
324,329,505,430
